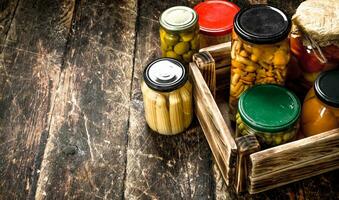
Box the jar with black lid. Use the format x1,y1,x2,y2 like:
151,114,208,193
141,58,193,135
302,69,339,137
229,5,291,118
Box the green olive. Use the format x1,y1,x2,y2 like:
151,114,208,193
190,36,199,50
165,33,179,46
161,42,168,52
174,42,189,55
183,51,193,63
264,134,273,144
166,51,180,60
180,32,194,42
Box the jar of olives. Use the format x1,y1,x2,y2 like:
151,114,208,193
194,0,239,48
159,6,199,64
229,6,291,118
236,85,301,147
141,58,193,135
301,70,339,137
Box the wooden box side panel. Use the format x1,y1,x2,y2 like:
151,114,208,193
248,128,339,193
190,62,237,185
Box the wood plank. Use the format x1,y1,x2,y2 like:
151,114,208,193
191,62,237,185
0,0,75,199
124,0,216,199
250,129,339,177
34,1,138,199
249,152,339,194
0,0,19,50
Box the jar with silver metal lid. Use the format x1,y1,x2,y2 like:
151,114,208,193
141,58,193,135
159,6,199,64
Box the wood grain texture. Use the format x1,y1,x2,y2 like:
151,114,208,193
0,0,19,50
35,1,137,199
0,0,75,199
191,62,237,186
250,129,339,177
124,1,215,199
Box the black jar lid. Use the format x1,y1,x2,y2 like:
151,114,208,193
143,58,188,92
234,5,291,44
315,69,339,108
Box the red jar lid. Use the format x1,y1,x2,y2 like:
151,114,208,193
194,1,240,36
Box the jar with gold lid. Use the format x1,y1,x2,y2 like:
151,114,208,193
141,58,193,135
159,6,199,64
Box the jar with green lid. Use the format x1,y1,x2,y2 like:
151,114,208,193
236,84,301,147
159,6,199,64
141,58,193,135
229,5,291,118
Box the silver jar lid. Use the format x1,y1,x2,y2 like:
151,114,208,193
143,58,188,92
160,6,198,32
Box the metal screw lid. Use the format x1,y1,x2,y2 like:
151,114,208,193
143,58,188,92
160,6,198,32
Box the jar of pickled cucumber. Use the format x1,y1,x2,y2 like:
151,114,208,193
159,6,199,64
236,85,301,147
229,6,291,118
301,70,339,137
141,58,193,135
194,1,239,48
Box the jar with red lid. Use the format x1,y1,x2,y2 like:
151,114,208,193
287,0,339,95
194,0,240,48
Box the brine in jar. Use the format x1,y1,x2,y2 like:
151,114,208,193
229,6,291,119
159,6,199,64
141,58,193,135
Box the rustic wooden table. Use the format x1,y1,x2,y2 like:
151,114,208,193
0,0,338,199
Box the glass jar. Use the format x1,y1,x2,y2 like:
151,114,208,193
288,26,339,91
287,0,339,94
236,85,301,147
229,6,291,118
159,6,199,64
141,58,193,135
194,1,239,48
301,70,339,137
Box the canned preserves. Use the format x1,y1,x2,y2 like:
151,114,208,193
236,85,301,147
160,6,199,64
141,58,193,135
229,5,291,118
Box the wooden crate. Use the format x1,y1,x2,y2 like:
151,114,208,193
190,56,339,194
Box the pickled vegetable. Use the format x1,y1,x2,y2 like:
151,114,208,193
160,27,199,64
302,87,339,137
236,112,298,147
229,34,290,117
142,81,193,135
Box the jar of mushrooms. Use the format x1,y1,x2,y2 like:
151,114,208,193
229,6,291,118
141,58,193,135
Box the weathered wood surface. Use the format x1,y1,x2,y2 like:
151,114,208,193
0,0,75,199
0,0,338,199
35,0,138,199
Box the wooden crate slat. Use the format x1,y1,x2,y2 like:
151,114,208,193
190,62,237,185
248,151,339,194
250,128,339,177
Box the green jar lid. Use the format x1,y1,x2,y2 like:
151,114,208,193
160,6,198,32
238,85,301,133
